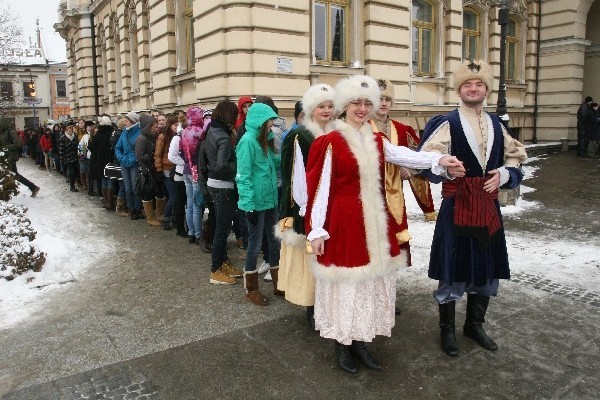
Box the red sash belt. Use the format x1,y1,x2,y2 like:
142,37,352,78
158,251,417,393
442,177,501,243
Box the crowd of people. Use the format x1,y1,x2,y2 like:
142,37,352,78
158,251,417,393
576,96,600,157
3,60,528,374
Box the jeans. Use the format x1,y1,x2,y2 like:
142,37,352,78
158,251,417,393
163,176,178,220
244,207,280,272
183,173,203,238
233,208,249,248
118,179,125,198
208,186,236,272
121,165,141,211
101,177,114,190
42,151,51,171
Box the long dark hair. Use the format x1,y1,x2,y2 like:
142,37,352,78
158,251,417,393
258,120,273,156
165,115,179,138
212,101,239,130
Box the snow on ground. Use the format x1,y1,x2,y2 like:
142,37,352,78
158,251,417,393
1,155,598,330
0,160,116,330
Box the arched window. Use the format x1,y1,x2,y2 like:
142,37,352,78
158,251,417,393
506,17,518,81
314,0,349,63
462,7,480,61
412,0,435,75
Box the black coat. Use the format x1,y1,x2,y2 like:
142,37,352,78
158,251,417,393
88,125,114,179
585,109,600,141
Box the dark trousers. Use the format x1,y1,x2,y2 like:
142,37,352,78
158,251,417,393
174,180,186,232
11,162,36,192
577,123,588,156
66,161,77,189
208,187,236,272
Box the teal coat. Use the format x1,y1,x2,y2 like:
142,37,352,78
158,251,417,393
235,103,280,211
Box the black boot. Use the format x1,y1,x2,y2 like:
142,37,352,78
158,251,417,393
334,342,358,374
306,306,315,330
350,341,383,370
463,294,498,351
439,301,459,357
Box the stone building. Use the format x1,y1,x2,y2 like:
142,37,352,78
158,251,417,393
54,0,600,143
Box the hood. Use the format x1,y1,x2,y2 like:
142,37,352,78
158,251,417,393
244,103,278,137
235,96,253,128
187,107,205,128
139,115,155,137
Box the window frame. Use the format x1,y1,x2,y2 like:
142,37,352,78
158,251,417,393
0,81,14,101
506,17,519,82
184,0,195,72
314,0,350,65
56,79,67,98
462,7,480,61
412,0,436,76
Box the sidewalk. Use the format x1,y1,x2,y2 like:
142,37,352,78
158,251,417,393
1,151,599,399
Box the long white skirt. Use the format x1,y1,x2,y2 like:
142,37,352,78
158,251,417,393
313,270,396,345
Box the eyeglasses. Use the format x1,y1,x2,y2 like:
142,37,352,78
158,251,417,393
349,100,373,107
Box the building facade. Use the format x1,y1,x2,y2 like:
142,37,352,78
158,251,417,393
54,0,600,143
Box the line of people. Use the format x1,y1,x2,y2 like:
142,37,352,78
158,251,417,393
5,59,527,375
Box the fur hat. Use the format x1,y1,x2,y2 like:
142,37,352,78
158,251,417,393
376,79,394,100
454,60,493,93
98,115,112,126
334,75,381,116
301,84,335,119
125,112,140,125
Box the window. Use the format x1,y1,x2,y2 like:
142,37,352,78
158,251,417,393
1,81,13,101
127,1,140,92
314,0,348,63
56,80,67,97
412,0,435,75
462,8,479,61
184,0,195,71
23,81,36,98
506,18,518,81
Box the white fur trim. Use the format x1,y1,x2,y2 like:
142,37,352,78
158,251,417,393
274,224,307,247
334,75,381,117
302,84,336,120
308,120,395,284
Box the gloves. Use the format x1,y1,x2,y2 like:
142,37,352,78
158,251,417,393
246,211,258,226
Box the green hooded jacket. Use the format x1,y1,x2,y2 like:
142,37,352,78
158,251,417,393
235,103,280,211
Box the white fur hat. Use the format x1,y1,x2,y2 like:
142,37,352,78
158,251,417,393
334,75,381,116
454,59,493,93
301,83,335,119
98,115,112,126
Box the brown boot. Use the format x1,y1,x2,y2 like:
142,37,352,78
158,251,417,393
79,173,87,190
142,200,161,226
244,271,268,306
101,188,108,208
270,267,285,297
155,197,166,221
116,197,129,217
105,188,115,211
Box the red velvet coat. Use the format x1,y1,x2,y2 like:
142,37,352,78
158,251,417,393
305,120,404,283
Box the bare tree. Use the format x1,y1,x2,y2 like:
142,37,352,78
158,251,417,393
0,1,25,65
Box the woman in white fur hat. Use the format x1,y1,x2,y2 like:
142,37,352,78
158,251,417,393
276,83,336,329
304,75,465,373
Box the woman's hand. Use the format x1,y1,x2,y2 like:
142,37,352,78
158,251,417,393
310,237,325,256
483,169,501,193
440,155,466,177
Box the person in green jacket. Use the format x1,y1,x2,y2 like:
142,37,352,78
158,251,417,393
236,102,284,306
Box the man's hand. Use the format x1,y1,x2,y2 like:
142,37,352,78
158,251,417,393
440,155,466,177
484,169,501,193
310,237,325,256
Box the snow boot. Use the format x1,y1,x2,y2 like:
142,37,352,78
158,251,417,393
270,267,285,297
105,188,115,211
155,197,166,221
439,301,459,357
463,294,498,351
244,270,268,306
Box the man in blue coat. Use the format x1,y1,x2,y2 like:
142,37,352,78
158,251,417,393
418,60,527,357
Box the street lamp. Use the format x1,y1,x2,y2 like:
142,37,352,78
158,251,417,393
491,0,511,123
25,72,41,130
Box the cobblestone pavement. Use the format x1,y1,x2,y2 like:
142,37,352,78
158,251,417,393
2,151,599,399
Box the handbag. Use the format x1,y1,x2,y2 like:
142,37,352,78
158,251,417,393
134,167,157,197
104,162,122,180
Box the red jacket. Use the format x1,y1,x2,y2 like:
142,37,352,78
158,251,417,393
40,134,53,152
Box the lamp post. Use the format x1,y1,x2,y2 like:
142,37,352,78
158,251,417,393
494,0,510,123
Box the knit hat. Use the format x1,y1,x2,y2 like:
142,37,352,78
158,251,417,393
125,112,140,125
453,60,493,94
301,84,335,119
376,79,394,100
203,109,213,118
98,115,112,126
294,101,303,120
334,75,380,116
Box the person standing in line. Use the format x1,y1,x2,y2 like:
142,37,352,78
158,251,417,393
276,84,335,328
135,115,163,227
577,96,593,157
200,100,244,285
167,118,189,239
59,123,81,193
90,115,117,211
115,113,144,220
418,60,527,358
584,102,600,157
0,118,39,197
39,128,53,172
236,103,283,306
281,101,304,144
305,75,464,373
155,114,179,229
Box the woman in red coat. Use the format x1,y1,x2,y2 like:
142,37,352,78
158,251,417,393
305,75,464,373
39,128,53,172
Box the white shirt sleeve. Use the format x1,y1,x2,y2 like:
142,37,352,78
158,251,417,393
383,140,447,176
168,136,185,166
292,138,308,217
306,147,332,242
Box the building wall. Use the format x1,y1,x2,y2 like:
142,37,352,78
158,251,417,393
54,0,599,143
